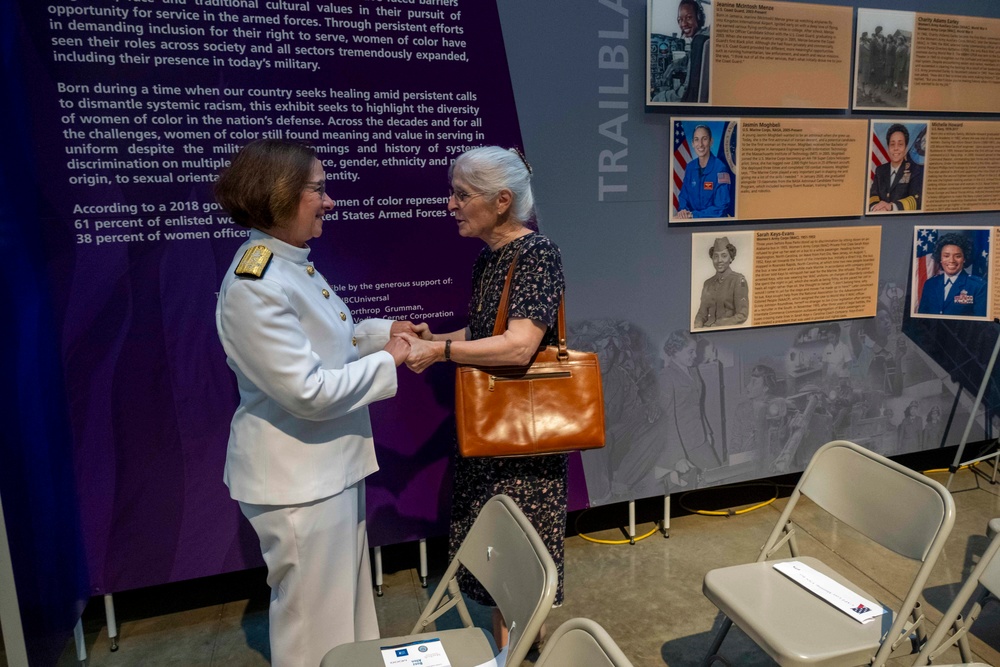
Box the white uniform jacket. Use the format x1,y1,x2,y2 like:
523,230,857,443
216,230,397,505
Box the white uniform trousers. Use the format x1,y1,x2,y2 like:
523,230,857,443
240,481,379,667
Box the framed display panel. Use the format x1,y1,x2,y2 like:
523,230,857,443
670,117,868,223
649,0,853,109
855,8,1000,113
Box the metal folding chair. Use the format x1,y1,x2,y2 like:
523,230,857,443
913,518,1000,665
321,494,557,667
534,618,634,667
702,440,955,666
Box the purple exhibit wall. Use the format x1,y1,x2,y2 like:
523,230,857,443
8,0,590,609
2,2,92,662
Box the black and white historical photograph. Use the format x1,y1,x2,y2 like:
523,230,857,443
690,231,752,331
854,9,914,110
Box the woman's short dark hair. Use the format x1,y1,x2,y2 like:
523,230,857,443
678,0,706,28
708,242,736,260
663,329,695,357
933,233,973,264
214,140,316,230
885,123,909,147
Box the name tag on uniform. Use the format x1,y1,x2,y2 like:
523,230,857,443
703,181,714,190
718,172,731,184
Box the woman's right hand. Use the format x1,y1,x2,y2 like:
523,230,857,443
384,336,411,367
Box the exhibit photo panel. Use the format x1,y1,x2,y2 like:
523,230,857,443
649,0,853,108
690,226,880,332
670,117,868,223
855,7,1000,113
911,227,993,321
867,120,1000,215
866,120,926,214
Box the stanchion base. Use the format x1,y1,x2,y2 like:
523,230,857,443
376,586,383,597
109,636,119,652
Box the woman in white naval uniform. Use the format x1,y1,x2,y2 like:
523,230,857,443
214,140,422,667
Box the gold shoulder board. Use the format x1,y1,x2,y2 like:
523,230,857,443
235,246,273,279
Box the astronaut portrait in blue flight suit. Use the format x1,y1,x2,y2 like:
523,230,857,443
676,124,733,219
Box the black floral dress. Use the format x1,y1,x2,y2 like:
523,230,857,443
449,232,568,606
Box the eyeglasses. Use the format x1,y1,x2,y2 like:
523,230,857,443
305,181,326,198
448,187,485,206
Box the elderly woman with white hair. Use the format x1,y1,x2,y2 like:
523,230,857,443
401,145,567,648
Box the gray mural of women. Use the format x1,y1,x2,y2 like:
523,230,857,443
897,401,923,454
921,406,945,450
653,330,721,483
733,364,787,467
611,330,721,494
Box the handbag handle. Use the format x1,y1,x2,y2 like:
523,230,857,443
492,245,568,361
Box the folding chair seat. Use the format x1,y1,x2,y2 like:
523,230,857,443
702,440,955,667
321,494,557,667
534,618,634,667
913,518,1000,665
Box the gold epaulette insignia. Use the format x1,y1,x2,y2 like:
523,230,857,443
235,246,273,279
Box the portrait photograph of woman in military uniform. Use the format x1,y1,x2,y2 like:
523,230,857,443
911,227,992,321
690,232,753,332
867,121,926,214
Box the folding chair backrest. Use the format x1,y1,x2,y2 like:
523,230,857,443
455,495,557,663
534,618,634,667
799,440,950,560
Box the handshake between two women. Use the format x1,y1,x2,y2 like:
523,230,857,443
382,319,458,373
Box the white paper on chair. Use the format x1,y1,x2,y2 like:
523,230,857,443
379,638,452,667
472,645,504,667
773,560,887,624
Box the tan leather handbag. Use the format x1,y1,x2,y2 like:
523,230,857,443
455,250,606,457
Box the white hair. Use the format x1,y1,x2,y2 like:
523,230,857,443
449,146,534,223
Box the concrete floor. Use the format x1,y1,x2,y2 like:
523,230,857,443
29,466,1000,666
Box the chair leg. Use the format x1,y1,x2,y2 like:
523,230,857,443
786,522,800,558
910,601,926,648
702,617,733,666
956,615,974,664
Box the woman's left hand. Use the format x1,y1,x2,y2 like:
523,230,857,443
390,320,432,340
397,333,443,373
